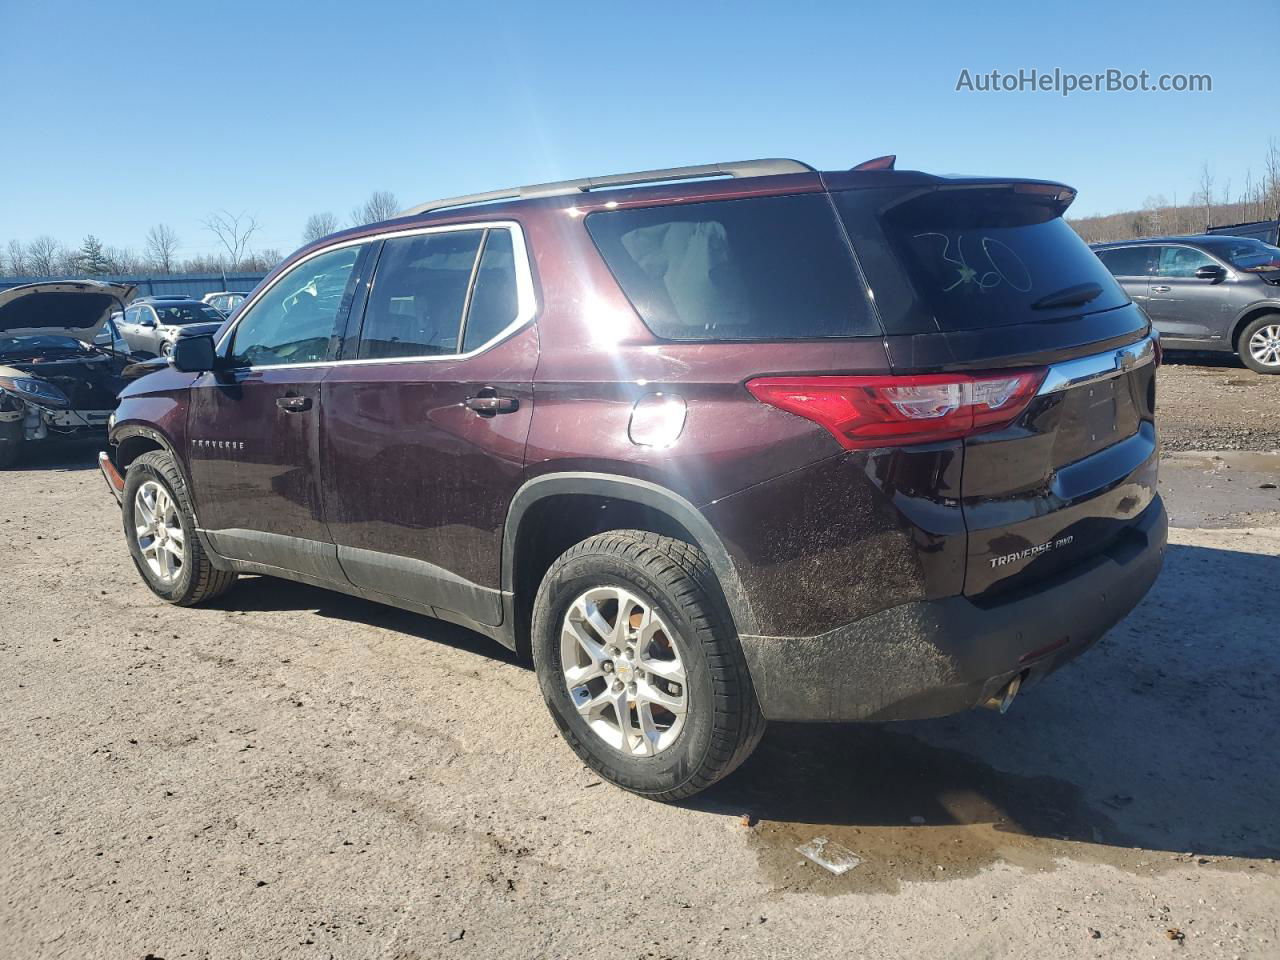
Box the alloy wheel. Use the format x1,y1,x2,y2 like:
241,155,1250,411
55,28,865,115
560,586,688,757
134,480,185,583
1248,323,1280,368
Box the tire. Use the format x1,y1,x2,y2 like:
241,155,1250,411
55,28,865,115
121,450,237,605
531,530,765,801
1238,313,1280,374
160,341,174,358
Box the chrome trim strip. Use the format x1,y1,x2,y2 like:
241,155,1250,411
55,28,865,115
213,220,537,371
1036,336,1156,396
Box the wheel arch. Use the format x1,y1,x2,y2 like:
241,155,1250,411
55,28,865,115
502,473,758,658
1230,302,1280,351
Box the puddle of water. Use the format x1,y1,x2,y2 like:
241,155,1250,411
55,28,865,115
700,725,1277,894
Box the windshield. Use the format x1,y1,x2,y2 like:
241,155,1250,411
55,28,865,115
153,303,224,325
0,334,86,357
1200,238,1280,273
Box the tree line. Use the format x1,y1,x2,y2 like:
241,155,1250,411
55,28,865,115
1,191,400,279
1069,139,1280,243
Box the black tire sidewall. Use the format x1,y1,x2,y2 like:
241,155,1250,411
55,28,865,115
533,553,717,796
121,456,200,604
1239,315,1280,374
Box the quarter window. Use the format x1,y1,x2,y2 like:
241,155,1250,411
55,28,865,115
1154,246,1216,278
229,245,362,367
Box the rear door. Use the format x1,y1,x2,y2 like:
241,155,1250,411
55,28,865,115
321,222,538,627
833,182,1160,600
187,242,369,580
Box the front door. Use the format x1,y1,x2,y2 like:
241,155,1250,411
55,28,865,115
321,223,537,626
1144,245,1236,343
187,242,369,581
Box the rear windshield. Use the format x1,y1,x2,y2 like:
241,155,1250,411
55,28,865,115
833,186,1130,333
585,193,877,341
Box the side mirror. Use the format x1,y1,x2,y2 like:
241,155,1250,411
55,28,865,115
1195,264,1227,282
138,317,156,328
171,334,218,373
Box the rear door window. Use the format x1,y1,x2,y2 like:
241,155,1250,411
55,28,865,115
358,230,484,359
834,187,1130,333
1096,246,1155,277
460,229,520,353
585,193,877,340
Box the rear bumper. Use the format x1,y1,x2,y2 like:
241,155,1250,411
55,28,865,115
739,495,1167,722
98,450,125,504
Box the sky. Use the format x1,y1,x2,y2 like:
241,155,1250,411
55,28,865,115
0,0,1273,263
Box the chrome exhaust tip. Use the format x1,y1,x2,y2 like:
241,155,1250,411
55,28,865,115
982,673,1022,715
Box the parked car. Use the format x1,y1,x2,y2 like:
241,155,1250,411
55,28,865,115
1206,219,1280,245
116,296,226,358
100,157,1166,799
1092,235,1280,372
0,280,136,467
202,291,250,316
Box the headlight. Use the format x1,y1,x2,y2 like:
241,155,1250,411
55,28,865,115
0,376,71,408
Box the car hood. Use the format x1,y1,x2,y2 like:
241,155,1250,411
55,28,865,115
0,281,137,340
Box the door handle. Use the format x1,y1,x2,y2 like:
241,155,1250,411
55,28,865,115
1150,285,1171,293
464,389,519,416
276,395,313,413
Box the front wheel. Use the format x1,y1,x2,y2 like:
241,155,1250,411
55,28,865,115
1239,314,1280,374
531,530,765,801
122,450,237,605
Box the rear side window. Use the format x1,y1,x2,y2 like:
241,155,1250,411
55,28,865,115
359,231,484,359
585,194,877,340
834,187,1130,333
1096,246,1155,277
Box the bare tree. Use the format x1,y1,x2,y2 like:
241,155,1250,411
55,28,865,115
201,210,260,269
144,224,179,273
27,236,64,277
349,191,400,227
302,212,340,244
1265,137,1280,219
4,239,26,275
1196,161,1216,229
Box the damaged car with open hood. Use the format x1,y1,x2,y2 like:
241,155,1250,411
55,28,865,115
0,280,137,467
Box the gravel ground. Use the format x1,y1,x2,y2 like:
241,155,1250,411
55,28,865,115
1158,353,1280,451
2,359,1278,960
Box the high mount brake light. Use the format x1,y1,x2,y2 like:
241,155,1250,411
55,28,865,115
746,370,1047,450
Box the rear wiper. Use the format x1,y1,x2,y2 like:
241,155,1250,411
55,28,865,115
1031,282,1103,310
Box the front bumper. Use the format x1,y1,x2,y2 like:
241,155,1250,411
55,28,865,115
739,495,1167,722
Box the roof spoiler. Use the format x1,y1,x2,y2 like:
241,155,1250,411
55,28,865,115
396,158,816,218
851,154,896,171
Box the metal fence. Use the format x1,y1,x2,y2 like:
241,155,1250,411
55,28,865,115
0,272,267,299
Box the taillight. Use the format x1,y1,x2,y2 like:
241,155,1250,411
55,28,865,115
746,370,1046,450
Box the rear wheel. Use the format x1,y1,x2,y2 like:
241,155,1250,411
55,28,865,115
1239,314,1280,374
531,530,765,801
122,450,237,605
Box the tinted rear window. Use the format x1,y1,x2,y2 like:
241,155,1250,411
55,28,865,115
834,187,1130,333
585,193,877,340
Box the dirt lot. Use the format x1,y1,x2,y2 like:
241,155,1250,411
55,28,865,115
2,358,1278,960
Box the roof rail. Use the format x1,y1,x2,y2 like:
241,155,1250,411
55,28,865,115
396,158,816,218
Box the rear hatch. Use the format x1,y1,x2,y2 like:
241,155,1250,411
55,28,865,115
831,179,1159,598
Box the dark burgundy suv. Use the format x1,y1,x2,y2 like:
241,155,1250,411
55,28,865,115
99,157,1166,799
